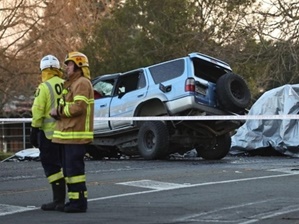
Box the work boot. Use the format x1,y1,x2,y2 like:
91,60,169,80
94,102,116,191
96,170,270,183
41,178,66,211
64,191,87,213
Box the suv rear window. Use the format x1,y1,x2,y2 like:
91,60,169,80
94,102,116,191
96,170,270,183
149,59,185,84
193,58,229,83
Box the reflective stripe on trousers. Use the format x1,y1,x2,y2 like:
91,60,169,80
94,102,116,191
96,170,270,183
62,144,88,200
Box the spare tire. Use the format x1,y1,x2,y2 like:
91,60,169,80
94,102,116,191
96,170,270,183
216,73,251,112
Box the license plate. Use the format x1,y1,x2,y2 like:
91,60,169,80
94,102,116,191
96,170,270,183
195,86,206,95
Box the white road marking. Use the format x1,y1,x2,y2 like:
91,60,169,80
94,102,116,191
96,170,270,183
176,199,278,223
116,179,189,190
267,167,299,174
175,197,299,223
239,205,299,224
2,169,299,217
0,204,37,216
90,172,298,202
181,205,299,223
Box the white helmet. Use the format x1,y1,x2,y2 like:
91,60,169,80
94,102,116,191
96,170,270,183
40,55,60,71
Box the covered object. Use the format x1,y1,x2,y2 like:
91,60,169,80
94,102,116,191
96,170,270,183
230,84,299,157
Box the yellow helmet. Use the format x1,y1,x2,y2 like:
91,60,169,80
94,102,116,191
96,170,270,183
64,51,89,67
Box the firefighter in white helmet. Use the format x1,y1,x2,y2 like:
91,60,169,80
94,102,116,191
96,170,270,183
50,51,94,213
30,55,65,211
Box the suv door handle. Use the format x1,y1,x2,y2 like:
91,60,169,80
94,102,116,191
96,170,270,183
137,94,144,98
100,104,107,108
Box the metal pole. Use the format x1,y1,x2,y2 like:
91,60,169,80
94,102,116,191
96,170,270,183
23,122,26,149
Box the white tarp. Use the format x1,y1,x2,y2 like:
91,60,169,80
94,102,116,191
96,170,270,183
230,84,299,157
1,148,40,162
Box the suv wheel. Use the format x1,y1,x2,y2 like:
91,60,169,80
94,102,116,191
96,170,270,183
196,133,231,160
137,121,169,160
86,145,119,160
216,73,251,112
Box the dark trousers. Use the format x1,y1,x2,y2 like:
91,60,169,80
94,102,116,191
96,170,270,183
39,131,63,182
61,144,88,209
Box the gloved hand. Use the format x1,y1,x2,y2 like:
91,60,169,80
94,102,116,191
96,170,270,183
49,107,60,120
30,127,40,148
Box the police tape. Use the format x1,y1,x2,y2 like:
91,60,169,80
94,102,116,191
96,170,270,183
1,114,299,123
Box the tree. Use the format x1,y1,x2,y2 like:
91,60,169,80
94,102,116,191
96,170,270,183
84,0,259,81
0,0,120,117
0,0,47,117
2,0,299,115
237,0,299,97
84,0,195,75
85,0,299,100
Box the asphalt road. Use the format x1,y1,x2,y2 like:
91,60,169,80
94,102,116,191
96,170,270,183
1,155,299,224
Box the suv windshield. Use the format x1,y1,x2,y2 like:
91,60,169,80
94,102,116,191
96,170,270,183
94,80,114,96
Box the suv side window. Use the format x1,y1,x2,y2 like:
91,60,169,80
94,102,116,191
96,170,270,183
117,71,145,95
149,59,185,84
137,72,146,89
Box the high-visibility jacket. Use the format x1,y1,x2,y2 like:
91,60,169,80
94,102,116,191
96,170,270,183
52,71,94,144
31,75,64,139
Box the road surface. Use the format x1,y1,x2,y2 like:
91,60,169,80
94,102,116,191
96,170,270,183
1,155,299,223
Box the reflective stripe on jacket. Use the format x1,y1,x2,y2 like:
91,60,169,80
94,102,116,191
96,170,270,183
52,73,94,144
31,76,64,139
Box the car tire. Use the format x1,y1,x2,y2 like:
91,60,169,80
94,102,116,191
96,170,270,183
86,145,119,160
196,133,231,160
137,121,169,160
216,73,251,112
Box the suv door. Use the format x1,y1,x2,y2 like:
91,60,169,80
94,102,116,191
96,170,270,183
109,70,147,130
93,77,117,134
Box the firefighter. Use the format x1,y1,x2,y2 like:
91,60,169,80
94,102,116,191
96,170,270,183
30,55,65,211
50,51,94,213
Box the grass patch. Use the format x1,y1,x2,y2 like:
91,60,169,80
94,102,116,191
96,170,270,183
0,151,14,161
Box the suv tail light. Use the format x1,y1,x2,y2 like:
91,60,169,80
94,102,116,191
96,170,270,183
185,78,195,92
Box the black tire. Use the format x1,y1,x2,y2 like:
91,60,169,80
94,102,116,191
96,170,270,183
196,133,231,160
216,73,251,112
137,121,169,160
86,145,105,160
86,145,119,160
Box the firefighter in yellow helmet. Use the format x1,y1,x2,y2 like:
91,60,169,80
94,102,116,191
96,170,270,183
30,55,65,211
50,51,94,213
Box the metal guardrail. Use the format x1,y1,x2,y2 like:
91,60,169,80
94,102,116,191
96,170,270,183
0,120,31,152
